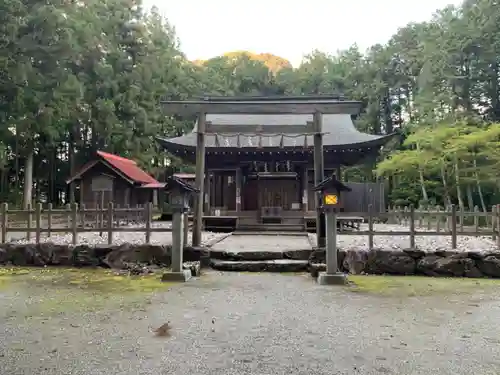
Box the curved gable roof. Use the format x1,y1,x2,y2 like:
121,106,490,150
66,151,163,188
156,113,396,151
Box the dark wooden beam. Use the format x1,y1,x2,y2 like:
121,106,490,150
205,123,316,134
313,111,325,248
171,148,380,168
161,100,362,115
192,112,206,247
235,168,242,211
196,94,347,102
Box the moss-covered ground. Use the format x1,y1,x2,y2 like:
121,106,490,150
2,267,500,319
348,274,500,297
0,267,174,317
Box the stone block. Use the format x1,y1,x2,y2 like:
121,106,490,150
161,269,192,282
183,261,201,277
365,250,416,275
317,272,348,285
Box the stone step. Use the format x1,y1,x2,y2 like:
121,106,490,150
236,224,305,232
209,249,312,261
209,259,309,272
232,230,307,236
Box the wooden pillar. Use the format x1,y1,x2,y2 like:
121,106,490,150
257,177,262,222
124,187,129,206
171,212,184,272
313,111,325,248
204,171,210,215
302,166,308,212
192,112,206,247
235,167,242,212
79,181,84,205
183,213,189,246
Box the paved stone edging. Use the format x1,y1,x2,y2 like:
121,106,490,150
203,232,233,247
310,248,500,278
3,242,500,278
210,259,309,272
209,249,312,261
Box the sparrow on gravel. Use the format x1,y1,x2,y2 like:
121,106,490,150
154,322,172,337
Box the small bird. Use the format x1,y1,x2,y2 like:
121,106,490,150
154,322,172,337
211,317,215,332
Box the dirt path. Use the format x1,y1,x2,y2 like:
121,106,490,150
1,272,500,375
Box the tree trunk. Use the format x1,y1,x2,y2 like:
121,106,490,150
466,184,474,211
454,154,464,210
440,162,452,206
23,147,34,209
68,129,76,204
49,147,55,204
418,169,428,203
14,128,19,189
473,157,487,214
490,61,500,121
0,168,4,199
383,88,393,134
415,142,428,202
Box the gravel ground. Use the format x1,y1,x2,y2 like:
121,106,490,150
211,234,312,252
1,272,500,375
8,221,499,252
309,223,498,252
11,222,227,246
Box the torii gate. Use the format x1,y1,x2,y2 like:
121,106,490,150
160,96,362,248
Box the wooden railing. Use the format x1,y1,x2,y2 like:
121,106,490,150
387,205,495,229
0,202,165,245
354,204,500,250
2,202,500,250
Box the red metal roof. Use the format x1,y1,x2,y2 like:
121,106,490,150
173,173,196,180
139,182,167,188
96,151,160,186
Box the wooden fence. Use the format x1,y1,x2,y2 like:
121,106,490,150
344,182,385,214
388,205,495,229
0,202,167,245
349,204,500,250
1,202,500,250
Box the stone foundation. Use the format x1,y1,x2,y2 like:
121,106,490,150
3,243,500,278
309,247,500,278
0,242,210,271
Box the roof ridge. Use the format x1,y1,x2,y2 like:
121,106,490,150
196,94,347,102
97,150,137,165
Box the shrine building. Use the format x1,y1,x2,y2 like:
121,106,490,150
156,95,395,232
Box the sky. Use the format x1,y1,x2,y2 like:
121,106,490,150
144,0,464,67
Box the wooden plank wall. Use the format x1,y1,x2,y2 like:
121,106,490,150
344,182,385,213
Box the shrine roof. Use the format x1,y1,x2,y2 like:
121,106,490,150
313,174,352,192
66,150,162,187
156,113,396,152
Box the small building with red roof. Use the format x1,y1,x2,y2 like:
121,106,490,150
66,151,165,208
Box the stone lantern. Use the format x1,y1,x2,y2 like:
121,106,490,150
313,174,351,285
161,176,199,282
